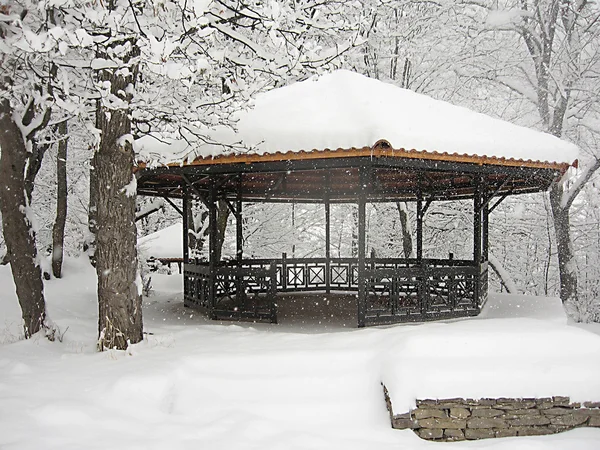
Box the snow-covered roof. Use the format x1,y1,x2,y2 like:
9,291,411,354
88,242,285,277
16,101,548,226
237,70,577,165
137,70,578,168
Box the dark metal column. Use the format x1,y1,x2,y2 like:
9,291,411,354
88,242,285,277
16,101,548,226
357,167,367,328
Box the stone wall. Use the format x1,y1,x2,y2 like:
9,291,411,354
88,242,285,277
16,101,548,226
384,389,600,441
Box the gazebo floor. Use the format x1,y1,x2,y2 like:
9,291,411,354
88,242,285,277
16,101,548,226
210,292,359,329
276,293,358,328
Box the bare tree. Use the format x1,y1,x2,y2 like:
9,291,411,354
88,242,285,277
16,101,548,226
52,121,68,278
455,0,600,317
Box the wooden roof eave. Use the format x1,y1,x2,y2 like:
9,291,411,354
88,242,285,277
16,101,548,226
135,143,573,176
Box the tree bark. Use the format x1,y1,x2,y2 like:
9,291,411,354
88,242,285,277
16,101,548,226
215,199,230,263
86,150,98,266
95,41,143,351
187,202,208,258
185,199,229,261
52,121,68,278
550,183,578,308
396,201,413,258
0,99,47,337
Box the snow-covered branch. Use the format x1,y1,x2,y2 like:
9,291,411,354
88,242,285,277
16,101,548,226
561,157,600,210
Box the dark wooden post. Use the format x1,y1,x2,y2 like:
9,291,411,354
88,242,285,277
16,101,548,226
416,189,423,262
481,177,489,307
474,177,482,264
416,185,427,315
236,175,243,264
282,252,288,291
482,188,489,263
325,171,331,294
236,175,243,303
208,180,217,313
269,260,278,323
182,186,190,306
357,167,367,328
182,187,189,264
473,176,482,307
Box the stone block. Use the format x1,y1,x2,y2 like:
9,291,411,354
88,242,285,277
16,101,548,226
583,401,600,408
444,429,465,441
514,426,553,436
465,428,495,439
467,418,508,429
588,415,600,427
503,410,541,418
449,407,470,419
552,396,570,406
508,416,551,426
549,413,589,427
392,417,418,429
416,418,466,429
549,425,573,434
542,407,574,416
471,408,504,418
495,428,518,438
416,399,438,406
393,412,411,420
536,398,555,409
477,398,498,406
413,408,448,420
497,399,537,410
417,428,443,440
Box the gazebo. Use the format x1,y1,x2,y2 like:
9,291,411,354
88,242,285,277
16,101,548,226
135,71,577,327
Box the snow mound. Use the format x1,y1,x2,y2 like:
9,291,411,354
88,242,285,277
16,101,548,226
138,223,183,259
482,293,567,323
383,318,600,413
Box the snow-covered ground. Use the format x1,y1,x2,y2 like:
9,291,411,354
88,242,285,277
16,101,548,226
1,258,599,449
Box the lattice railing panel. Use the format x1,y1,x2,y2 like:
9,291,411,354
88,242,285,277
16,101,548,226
185,257,483,325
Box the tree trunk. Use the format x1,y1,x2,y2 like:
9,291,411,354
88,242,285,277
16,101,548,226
215,199,230,263
86,150,98,266
396,201,413,258
95,42,143,351
488,254,518,294
0,99,47,337
52,121,68,278
550,183,578,309
187,202,208,258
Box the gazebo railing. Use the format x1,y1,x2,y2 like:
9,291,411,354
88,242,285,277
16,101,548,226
184,255,486,325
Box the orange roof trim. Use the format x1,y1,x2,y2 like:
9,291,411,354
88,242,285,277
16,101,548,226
136,140,573,174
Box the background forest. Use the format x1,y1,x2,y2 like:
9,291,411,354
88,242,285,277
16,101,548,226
1,0,599,347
